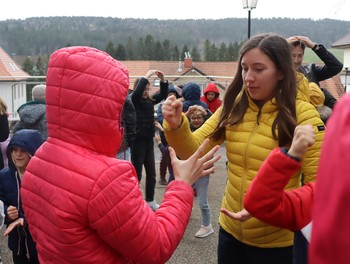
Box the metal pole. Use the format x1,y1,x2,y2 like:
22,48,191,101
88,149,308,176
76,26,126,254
248,9,251,39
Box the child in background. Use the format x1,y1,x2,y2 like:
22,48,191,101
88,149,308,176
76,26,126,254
155,85,180,185
200,83,222,113
0,129,43,264
186,105,214,238
154,121,174,184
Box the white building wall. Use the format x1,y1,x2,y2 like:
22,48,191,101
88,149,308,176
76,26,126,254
0,82,27,120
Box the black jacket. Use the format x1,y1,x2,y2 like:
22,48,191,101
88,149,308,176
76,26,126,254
299,44,343,85
131,78,168,140
299,44,343,109
118,94,136,153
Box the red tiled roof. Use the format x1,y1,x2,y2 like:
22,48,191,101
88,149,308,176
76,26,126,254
121,59,344,100
120,60,237,90
320,76,344,100
0,47,30,81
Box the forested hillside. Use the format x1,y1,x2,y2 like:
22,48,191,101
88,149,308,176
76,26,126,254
0,16,349,61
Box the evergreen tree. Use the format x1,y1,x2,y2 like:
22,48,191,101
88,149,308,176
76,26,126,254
171,45,180,61
126,36,134,60
154,40,164,60
162,39,171,60
115,44,127,60
227,43,235,61
191,46,201,61
22,57,34,75
105,41,115,57
144,34,154,60
204,39,212,61
218,42,228,61
35,56,46,76
136,37,145,60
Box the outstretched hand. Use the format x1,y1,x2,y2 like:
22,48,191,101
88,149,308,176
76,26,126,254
169,139,221,186
220,208,252,222
4,218,24,236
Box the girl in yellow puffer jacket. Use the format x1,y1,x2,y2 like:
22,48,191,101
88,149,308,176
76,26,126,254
162,33,324,264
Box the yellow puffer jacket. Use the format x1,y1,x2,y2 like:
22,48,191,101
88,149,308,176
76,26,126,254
163,97,324,248
297,72,310,102
296,72,325,107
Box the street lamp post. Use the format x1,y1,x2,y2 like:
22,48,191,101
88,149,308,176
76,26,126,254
242,0,258,39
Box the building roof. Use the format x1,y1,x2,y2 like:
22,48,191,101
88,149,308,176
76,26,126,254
332,33,350,49
121,58,344,99
0,47,29,81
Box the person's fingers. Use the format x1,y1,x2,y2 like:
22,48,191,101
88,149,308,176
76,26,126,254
168,147,178,163
198,144,221,163
220,208,231,217
191,138,210,159
220,208,238,219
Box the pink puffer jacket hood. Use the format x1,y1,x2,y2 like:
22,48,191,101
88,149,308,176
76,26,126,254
46,46,129,156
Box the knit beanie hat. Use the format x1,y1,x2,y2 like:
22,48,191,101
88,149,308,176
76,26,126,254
32,84,46,101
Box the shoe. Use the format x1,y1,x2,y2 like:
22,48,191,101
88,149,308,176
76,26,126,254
158,179,168,185
195,224,214,238
147,200,160,211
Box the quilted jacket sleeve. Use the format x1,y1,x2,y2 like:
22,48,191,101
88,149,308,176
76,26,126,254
163,108,224,159
88,161,194,264
296,100,325,183
244,148,314,231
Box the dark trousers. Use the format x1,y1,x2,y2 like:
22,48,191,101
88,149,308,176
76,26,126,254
293,231,308,264
218,227,293,264
159,145,173,181
12,251,40,264
131,138,156,201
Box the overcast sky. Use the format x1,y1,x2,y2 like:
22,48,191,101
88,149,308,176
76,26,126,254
1,0,349,21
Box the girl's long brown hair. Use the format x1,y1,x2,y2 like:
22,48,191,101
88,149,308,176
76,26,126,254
211,33,297,147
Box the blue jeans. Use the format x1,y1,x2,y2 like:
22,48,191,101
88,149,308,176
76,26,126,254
193,175,210,226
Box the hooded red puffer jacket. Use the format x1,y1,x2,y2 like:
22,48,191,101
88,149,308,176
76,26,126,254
200,83,222,113
21,46,194,264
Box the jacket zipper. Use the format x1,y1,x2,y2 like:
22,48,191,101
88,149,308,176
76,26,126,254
238,108,262,240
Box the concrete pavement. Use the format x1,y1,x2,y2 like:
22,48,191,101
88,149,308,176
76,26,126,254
152,145,228,264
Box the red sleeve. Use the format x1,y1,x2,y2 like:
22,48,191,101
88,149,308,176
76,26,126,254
89,161,193,263
244,148,314,231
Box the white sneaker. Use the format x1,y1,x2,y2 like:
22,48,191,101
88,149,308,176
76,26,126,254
147,200,159,211
195,224,214,238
